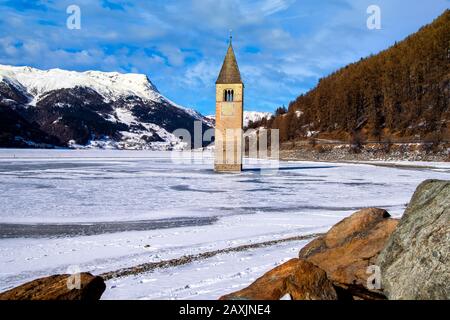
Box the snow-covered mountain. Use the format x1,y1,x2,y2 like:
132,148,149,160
243,111,273,127
206,111,273,128
0,65,211,149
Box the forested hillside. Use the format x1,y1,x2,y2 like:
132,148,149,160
260,10,450,143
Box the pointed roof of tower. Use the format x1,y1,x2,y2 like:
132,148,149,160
216,39,243,84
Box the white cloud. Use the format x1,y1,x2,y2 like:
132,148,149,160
259,0,296,16
183,60,219,87
158,45,186,67
0,0,448,114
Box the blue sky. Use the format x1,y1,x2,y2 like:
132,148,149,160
0,0,448,115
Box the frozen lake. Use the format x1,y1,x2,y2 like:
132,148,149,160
0,149,448,299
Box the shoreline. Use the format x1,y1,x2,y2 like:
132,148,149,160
279,146,449,164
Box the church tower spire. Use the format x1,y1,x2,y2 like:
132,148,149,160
216,40,243,85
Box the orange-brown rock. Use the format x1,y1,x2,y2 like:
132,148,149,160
284,260,338,300
0,273,106,300
220,259,298,300
298,208,398,299
220,259,337,300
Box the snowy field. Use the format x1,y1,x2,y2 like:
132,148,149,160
0,149,448,299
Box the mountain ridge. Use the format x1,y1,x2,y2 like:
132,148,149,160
0,65,211,149
206,111,273,129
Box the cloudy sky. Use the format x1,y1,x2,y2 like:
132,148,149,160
0,0,448,114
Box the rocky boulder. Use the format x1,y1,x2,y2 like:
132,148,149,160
298,208,398,299
377,180,449,300
220,208,398,300
220,259,337,300
284,259,338,300
0,273,106,300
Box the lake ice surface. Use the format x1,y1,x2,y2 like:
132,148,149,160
0,149,448,299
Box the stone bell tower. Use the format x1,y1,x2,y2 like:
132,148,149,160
215,36,244,172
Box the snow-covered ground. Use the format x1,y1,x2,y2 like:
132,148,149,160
0,149,448,299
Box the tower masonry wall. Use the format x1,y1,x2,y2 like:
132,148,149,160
215,83,244,172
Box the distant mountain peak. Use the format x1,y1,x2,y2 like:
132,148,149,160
206,111,273,128
0,64,161,103
0,64,211,150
